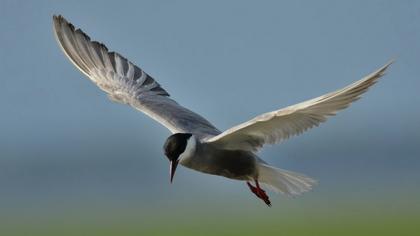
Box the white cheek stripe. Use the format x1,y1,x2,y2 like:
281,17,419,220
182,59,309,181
179,137,196,161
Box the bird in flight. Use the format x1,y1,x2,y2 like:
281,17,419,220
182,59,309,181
53,15,391,206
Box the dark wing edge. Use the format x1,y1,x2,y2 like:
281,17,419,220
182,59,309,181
53,15,220,138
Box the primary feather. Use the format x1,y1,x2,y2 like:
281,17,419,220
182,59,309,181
206,61,392,152
53,15,220,139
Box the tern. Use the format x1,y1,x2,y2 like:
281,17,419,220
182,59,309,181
53,15,391,206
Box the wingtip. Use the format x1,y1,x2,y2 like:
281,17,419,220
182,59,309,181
52,15,64,29
372,59,394,78
52,15,70,25
52,15,61,35
52,14,62,21
384,58,395,68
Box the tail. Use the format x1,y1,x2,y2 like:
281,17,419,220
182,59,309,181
258,164,317,196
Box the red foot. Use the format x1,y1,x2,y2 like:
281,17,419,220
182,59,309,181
247,180,271,206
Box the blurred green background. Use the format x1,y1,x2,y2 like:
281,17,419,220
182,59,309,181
1,0,419,235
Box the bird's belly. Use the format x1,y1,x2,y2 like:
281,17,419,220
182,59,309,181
180,149,257,181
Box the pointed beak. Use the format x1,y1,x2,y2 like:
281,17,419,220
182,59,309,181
170,160,179,183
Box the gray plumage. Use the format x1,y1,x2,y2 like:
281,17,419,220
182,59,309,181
53,15,219,140
180,140,258,180
53,15,392,198
206,62,392,152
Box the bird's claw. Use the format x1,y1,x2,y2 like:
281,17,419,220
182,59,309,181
247,181,271,207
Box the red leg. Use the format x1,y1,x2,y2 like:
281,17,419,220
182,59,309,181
246,180,271,206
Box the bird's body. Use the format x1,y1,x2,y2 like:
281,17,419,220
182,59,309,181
53,15,392,206
178,137,258,180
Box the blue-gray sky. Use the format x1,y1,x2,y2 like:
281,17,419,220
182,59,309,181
0,0,419,216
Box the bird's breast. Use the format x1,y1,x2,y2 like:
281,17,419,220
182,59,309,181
179,144,257,180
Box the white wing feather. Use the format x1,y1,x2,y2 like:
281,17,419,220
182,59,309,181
206,61,392,152
53,15,220,139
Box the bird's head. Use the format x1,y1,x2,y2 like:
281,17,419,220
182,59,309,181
163,133,194,183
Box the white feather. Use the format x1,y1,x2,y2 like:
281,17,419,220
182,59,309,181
205,61,393,152
179,137,197,163
53,15,220,140
258,164,317,196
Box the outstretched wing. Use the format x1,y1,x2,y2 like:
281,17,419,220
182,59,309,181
205,62,392,152
53,15,220,139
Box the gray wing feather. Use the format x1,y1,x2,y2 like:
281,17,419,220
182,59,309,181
53,15,219,139
206,61,392,152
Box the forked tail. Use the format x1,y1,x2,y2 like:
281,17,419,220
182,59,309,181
258,164,317,196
